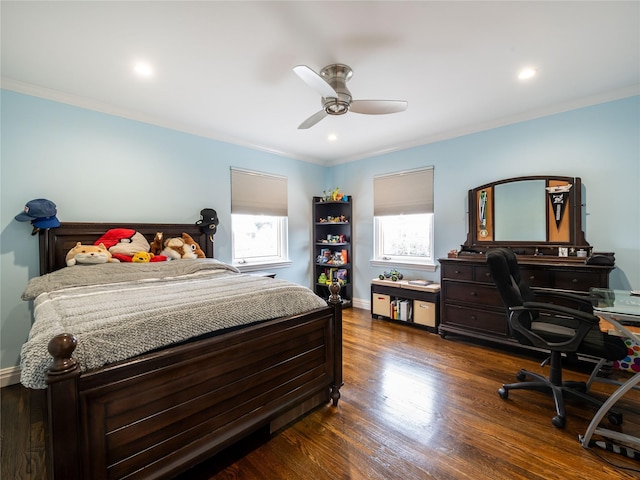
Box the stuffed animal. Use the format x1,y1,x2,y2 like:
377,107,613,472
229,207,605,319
150,232,164,256
181,232,205,258
65,242,119,266
94,228,169,262
131,251,154,263
94,228,150,258
161,233,205,259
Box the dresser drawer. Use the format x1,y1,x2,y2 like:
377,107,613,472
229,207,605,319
519,268,551,287
443,282,504,308
473,265,494,283
441,263,473,281
553,270,599,291
441,304,509,337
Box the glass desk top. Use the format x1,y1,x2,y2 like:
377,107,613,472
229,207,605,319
590,289,640,324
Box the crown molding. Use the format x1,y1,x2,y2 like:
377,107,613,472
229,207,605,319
3,78,637,167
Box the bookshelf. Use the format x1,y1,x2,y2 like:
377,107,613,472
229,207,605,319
313,196,352,307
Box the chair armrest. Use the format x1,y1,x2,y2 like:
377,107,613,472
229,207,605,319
520,301,600,325
509,302,599,352
530,288,593,312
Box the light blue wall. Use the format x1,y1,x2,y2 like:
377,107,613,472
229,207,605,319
329,96,640,301
0,90,328,370
1,91,638,371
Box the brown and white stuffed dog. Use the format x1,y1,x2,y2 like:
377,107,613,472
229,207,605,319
66,242,119,266
154,232,205,259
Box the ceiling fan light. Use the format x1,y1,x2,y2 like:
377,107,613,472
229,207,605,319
324,100,349,115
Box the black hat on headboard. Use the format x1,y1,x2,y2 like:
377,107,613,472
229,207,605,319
196,208,219,235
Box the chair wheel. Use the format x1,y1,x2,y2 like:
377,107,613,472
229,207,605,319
516,371,527,381
552,415,566,428
608,412,623,425
498,387,508,399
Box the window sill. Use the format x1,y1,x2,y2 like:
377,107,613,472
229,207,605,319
235,260,292,273
370,259,438,272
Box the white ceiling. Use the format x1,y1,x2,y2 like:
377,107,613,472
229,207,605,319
2,1,639,165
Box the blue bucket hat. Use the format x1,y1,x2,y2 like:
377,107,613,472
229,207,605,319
15,198,61,229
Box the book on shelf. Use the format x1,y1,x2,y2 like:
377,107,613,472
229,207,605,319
399,299,411,321
324,267,348,283
336,268,348,283
390,299,411,321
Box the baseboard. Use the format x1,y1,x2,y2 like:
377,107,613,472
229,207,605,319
0,366,21,387
352,297,370,311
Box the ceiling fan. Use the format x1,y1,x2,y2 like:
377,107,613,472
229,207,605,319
293,64,408,129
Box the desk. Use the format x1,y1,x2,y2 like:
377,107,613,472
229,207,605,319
580,290,640,449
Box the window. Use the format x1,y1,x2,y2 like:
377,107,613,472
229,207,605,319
231,168,290,270
372,167,435,271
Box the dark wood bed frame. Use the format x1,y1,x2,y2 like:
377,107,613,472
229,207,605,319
37,222,342,480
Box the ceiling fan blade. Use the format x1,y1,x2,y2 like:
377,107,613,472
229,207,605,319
350,100,408,115
293,65,338,98
298,109,328,129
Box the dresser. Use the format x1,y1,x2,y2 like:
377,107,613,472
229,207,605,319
438,256,615,346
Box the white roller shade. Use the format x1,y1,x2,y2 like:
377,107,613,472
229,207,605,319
231,168,288,216
374,167,434,216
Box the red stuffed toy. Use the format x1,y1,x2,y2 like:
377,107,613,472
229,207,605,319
94,228,167,262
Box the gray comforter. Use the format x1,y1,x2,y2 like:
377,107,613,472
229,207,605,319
20,259,328,389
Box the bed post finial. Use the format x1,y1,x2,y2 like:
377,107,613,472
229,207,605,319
328,281,342,304
47,333,78,375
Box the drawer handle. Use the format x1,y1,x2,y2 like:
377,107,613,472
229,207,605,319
470,315,477,320
485,272,491,277
455,270,461,274
469,291,477,296
572,278,578,283
529,275,535,280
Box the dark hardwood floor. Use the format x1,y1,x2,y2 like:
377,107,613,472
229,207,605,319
2,307,639,479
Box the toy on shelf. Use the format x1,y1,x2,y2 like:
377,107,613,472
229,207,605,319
318,215,349,223
379,269,403,281
321,188,349,203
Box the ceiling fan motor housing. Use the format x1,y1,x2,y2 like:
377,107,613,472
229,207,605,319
320,64,353,115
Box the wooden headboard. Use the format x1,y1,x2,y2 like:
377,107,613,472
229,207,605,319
38,222,214,275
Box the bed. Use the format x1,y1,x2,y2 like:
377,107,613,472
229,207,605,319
21,222,343,480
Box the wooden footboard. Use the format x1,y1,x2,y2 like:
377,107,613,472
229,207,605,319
46,301,342,480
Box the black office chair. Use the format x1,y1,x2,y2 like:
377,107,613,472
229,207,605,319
486,248,627,428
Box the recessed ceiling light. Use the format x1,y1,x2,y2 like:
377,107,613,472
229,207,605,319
518,67,537,80
134,62,154,77
328,134,337,142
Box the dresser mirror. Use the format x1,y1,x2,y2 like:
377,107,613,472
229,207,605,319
494,179,546,241
462,175,589,258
